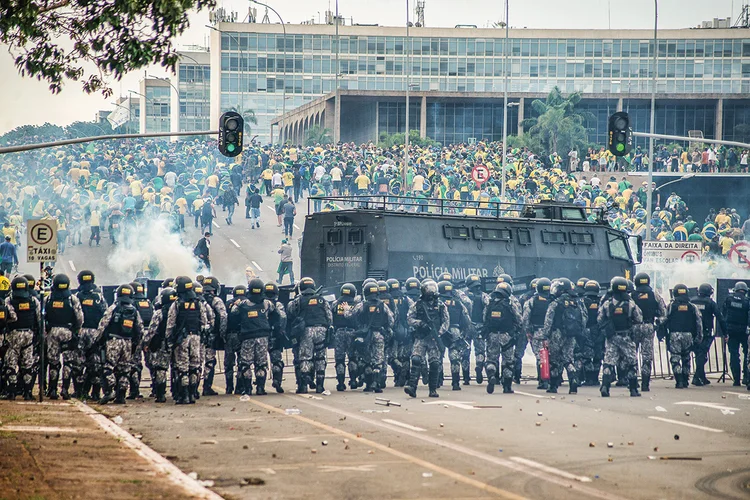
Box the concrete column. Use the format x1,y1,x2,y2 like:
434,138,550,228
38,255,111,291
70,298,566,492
616,98,623,112
333,92,341,144
420,96,427,139
270,124,274,145
517,97,525,135
715,98,723,141
375,101,379,140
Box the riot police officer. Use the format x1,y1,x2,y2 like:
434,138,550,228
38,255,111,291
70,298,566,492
484,282,521,394
128,281,153,400
438,280,471,391
287,277,332,394
348,281,394,393
264,282,288,393
721,281,750,387
630,272,667,392
513,278,538,385
332,283,359,391
192,281,214,400
43,274,84,400
542,278,586,394
165,276,208,404
378,280,397,389
201,276,227,396
1,279,31,399
666,284,703,389
388,279,413,387
230,278,278,396
522,277,552,390
598,277,643,397
76,270,107,400
464,274,489,385
224,285,247,394
404,277,422,384
691,283,724,386
405,280,449,398
95,284,144,404
581,280,604,386
142,287,177,403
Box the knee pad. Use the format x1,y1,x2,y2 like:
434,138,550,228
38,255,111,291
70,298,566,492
410,355,423,368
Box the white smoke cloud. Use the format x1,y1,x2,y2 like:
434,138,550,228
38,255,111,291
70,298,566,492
638,259,750,298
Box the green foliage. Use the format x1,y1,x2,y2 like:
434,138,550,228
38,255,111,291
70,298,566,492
0,0,216,96
305,125,333,146
0,122,65,145
226,107,258,138
378,130,436,148
520,86,595,162
65,120,114,138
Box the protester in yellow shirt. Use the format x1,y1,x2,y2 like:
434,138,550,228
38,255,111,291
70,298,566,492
354,173,370,193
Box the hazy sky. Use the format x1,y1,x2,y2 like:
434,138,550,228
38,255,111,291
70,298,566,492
0,0,740,134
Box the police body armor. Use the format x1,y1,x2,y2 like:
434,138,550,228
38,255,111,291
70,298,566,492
333,299,356,329
724,294,748,331
632,288,658,324
106,303,138,339
300,294,328,327
239,301,270,341
610,301,631,333
467,291,484,324
486,299,513,333
529,295,550,329
362,300,387,330
11,297,37,330
584,297,599,328
0,300,8,332
393,296,410,339
691,296,715,332
78,290,105,329
149,313,170,352
45,296,75,331
443,297,463,328
135,298,154,328
668,301,697,334
176,299,201,338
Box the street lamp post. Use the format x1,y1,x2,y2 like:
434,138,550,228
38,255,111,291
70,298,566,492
403,0,410,189
148,75,179,138
501,0,509,199
130,89,159,135
250,1,287,145
206,25,246,119
646,0,658,240
178,53,211,130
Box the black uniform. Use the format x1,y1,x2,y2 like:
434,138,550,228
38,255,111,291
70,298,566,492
721,291,749,386
691,294,724,385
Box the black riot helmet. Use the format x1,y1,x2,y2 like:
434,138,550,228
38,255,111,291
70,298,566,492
248,278,265,303
673,283,690,301
493,282,512,299
264,282,279,301
584,280,601,296
161,277,175,289
23,274,36,287
77,270,96,289
10,276,30,298
339,283,357,300
202,276,220,294
529,278,539,292
438,272,453,284
386,278,401,296
576,277,589,289
233,285,247,297
437,280,454,298
536,277,552,296
174,276,195,298
610,277,629,296
734,281,748,294
52,274,71,296
298,277,316,292
634,272,651,288
466,274,482,289
553,278,573,297
116,284,135,303
405,277,421,297
193,282,204,296
496,273,513,285
421,280,438,300
697,283,714,297
158,287,177,309
377,280,389,297
363,282,380,299
195,274,205,284
129,281,146,298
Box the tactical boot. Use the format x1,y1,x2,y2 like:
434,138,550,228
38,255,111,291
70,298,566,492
349,376,359,390
502,377,514,394
309,373,317,391
568,375,578,395
256,377,267,396
404,367,420,398
99,387,115,405
513,374,521,385
373,377,383,394
363,373,374,393
155,383,167,403
114,387,126,404
421,365,429,385
451,373,462,391
463,368,471,386
675,374,685,389
600,375,611,398
536,366,547,390
701,375,711,385
225,372,234,395
546,376,558,394
641,376,650,392
437,367,444,388
47,373,59,400
188,384,196,404
475,365,484,384
691,375,703,386
60,377,71,400
336,375,347,392
73,379,84,399
428,366,440,398
1,384,16,400
272,373,285,394
127,373,141,400
315,375,325,394
202,369,219,396
296,375,309,394
23,381,34,401
486,375,496,394
629,378,641,397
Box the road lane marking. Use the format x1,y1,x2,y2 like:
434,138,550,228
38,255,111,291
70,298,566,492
260,468,277,475
252,261,263,271
514,391,547,399
266,205,276,212
259,436,308,443
1,425,85,433
230,239,240,248
212,220,220,228
722,391,750,398
74,402,223,500
275,396,625,500
422,401,477,410
68,260,76,272
674,402,740,412
319,465,377,473
293,224,300,230
243,397,527,500
381,419,426,432
648,416,724,433
509,457,592,483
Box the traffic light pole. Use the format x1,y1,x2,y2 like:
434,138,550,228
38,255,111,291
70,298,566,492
0,130,218,155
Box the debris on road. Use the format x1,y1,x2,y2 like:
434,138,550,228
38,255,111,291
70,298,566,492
684,412,690,417
240,477,265,486
374,398,401,407
188,472,198,479
659,456,702,461
239,395,251,402
422,472,433,478
535,422,542,427
674,435,680,440
537,412,543,416
655,406,667,412
112,416,123,424
201,440,218,445
589,442,596,447
607,442,614,448
361,409,390,413
322,440,328,446
285,408,302,415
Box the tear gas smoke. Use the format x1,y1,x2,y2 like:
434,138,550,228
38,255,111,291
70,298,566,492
638,258,750,297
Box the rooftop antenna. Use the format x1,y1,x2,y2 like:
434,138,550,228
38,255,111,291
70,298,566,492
261,7,271,24
734,1,750,27
415,0,425,27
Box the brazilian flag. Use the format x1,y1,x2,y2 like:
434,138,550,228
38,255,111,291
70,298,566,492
701,223,716,242
672,226,688,241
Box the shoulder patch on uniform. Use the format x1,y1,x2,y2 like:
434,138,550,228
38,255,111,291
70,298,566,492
589,303,598,310
139,301,150,308
309,298,318,305
123,319,134,328
491,311,502,318
82,299,94,306
248,310,259,318
52,301,64,308
638,293,649,300
678,304,689,311
614,307,623,314
18,303,30,310
369,306,377,313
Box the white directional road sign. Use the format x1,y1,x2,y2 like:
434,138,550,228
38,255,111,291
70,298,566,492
26,219,57,263
642,241,701,265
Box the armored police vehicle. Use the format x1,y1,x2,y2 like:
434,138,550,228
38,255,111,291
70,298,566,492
300,195,642,289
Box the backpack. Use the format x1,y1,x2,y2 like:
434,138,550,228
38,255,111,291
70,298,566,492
201,202,212,218
559,298,583,338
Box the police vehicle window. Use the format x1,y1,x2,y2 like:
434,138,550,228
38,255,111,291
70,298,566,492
443,225,470,239
541,230,567,244
607,233,630,260
517,228,532,245
569,232,595,245
327,229,342,245
347,228,363,244
472,227,512,241
561,207,585,221
533,207,555,219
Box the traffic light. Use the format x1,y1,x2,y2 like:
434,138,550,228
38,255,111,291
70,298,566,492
607,111,631,157
218,111,243,157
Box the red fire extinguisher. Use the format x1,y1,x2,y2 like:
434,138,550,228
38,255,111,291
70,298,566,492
540,341,551,381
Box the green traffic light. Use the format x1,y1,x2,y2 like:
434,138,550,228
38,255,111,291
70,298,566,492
616,143,625,152
227,143,236,152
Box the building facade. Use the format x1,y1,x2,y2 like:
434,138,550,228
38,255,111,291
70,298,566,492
204,22,750,146
175,50,211,133
139,78,171,135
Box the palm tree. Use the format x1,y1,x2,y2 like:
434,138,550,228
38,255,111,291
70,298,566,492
520,87,596,160
305,124,333,146
226,106,258,138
